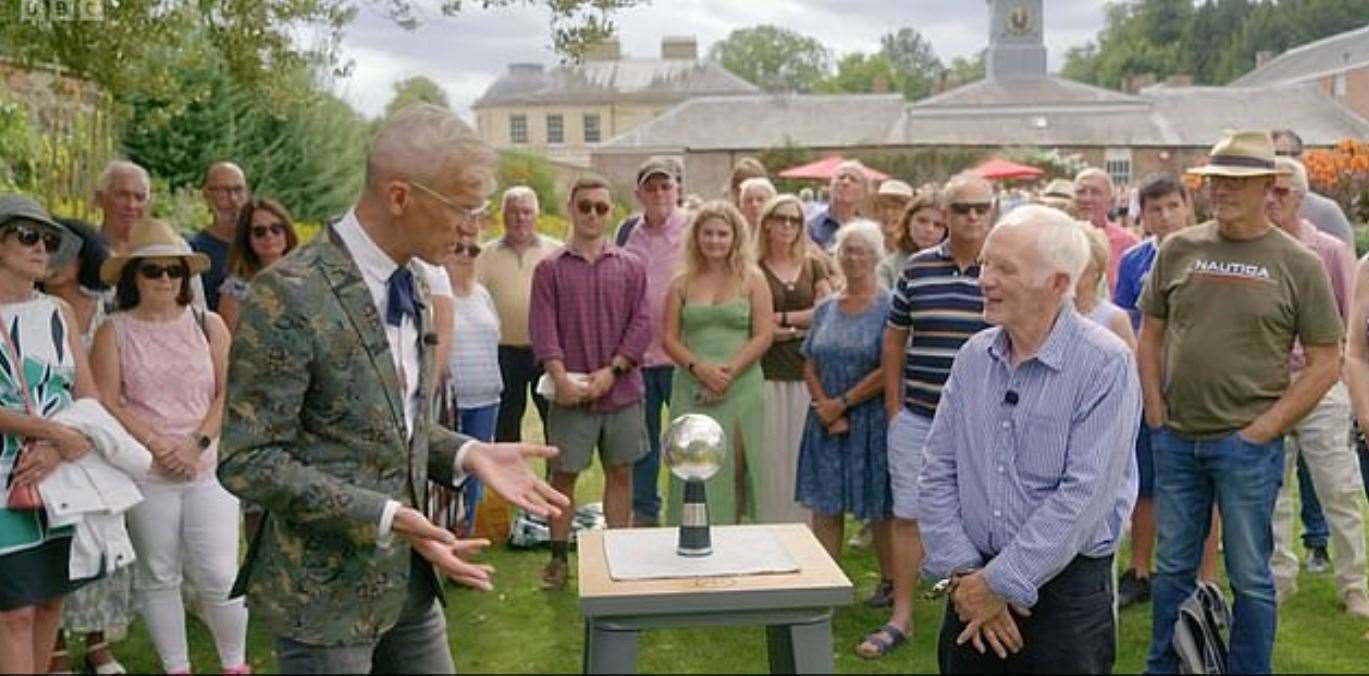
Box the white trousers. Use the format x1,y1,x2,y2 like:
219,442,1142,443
126,473,248,671
758,380,812,524
1271,382,1368,598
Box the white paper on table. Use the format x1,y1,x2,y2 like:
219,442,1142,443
603,528,800,581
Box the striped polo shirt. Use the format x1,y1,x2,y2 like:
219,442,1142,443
886,242,989,418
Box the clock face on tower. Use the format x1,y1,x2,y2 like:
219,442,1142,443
1003,3,1038,39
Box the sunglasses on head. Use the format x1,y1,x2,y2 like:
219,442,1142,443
767,214,803,227
948,201,993,216
138,263,189,280
5,224,62,254
576,201,612,217
251,223,286,238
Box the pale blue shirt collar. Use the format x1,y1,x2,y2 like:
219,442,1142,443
986,304,1079,373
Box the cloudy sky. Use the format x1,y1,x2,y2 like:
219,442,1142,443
329,0,1108,119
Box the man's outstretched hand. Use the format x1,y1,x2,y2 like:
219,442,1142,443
392,507,496,591
465,442,571,519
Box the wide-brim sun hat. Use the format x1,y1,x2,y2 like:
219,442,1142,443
99,218,210,286
0,194,81,270
1187,130,1292,178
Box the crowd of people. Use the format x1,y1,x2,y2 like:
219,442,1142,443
0,104,1366,676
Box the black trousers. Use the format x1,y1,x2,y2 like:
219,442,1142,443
938,554,1115,675
494,345,549,443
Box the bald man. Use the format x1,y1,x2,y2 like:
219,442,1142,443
191,162,250,310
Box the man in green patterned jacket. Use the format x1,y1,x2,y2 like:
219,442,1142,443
218,104,569,673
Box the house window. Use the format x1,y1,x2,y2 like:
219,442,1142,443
1104,148,1133,187
584,114,601,143
546,114,564,144
509,114,527,144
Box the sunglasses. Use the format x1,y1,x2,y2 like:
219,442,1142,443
948,202,993,216
251,223,286,238
453,243,482,257
138,263,189,280
766,214,804,227
1270,186,1295,198
5,224,62,254
576,201,612,217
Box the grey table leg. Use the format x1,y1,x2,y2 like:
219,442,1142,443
766,618,835,674
582,619,639,674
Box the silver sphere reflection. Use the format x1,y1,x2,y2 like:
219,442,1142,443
663,414,726,481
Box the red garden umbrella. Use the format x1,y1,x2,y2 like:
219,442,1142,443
778,155,891,182
974,158,1044,181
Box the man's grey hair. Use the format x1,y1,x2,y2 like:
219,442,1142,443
835,218,886,262
367,104,496,194
1074,167,1114,194
96,160,150,194
501,185,539,213
995,205,1090,299
940,171,993,207
739,177,777,201
1274,157,1309,196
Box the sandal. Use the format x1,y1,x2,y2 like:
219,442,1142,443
855,623,908,659
48,648,75,675
84,641,128,675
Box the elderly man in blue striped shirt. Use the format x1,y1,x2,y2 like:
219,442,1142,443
919,205,1141,674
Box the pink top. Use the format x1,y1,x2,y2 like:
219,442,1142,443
1101,220,1140,295
622,209,689,368
114,308,217,479
1289,219,1354,372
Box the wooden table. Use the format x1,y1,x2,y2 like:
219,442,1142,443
577,523,853,674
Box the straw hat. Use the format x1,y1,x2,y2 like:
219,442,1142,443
1042,179,1075,200
0,194,81,269
100,218,210,286
876,179,914,200
1187,130,1291,178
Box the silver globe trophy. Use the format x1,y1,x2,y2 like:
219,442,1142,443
662,413,726,557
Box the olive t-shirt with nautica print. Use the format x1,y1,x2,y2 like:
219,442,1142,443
1139,220,1342,438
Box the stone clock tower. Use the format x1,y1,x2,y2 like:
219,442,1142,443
986,0,1047,80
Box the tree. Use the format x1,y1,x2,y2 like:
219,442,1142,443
0,1,646,108
385,76,451,117
944,52,985,88
707,25,832,93
815,53,901,96
878,27,944,101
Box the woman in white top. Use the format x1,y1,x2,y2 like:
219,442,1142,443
1074,222,1136,349
438,224,502,536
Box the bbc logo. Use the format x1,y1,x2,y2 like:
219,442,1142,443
21,0,105,22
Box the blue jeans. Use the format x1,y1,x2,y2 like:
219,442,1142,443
631,366,674,523
455,403,499,534
1296,453,1330,549
1146,427,1284,675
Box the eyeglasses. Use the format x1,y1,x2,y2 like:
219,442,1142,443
251,223,286,238
576,200,613,217
766,214,804,227
4,224,62,254
138,263,189,280
409,181,492,223
453,243,482,257
948,202,993,216
1270,186,1296,198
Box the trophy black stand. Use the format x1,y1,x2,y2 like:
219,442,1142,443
676,479,712,557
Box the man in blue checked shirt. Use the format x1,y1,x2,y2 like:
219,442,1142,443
919,205,1141,674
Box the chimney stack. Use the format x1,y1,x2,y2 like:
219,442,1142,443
585,38,621,62
508,63,544,77
661,36,698,60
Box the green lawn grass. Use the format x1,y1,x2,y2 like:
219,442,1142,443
95,411,1369,673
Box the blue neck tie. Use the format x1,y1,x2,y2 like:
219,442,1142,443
386,266,419,327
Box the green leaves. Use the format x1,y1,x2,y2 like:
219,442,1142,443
707,25,833,94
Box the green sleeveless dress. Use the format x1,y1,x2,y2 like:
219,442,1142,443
666,298,766,525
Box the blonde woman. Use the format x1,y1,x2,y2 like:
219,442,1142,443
738,177,777,232
1074,222,1135,349
756,194,832,523
663,200,774,524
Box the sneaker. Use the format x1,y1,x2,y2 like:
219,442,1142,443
1117,568,1151,609
1306,546,1331,575
540,558,569,591
848,522,873,548
1344,590,1369,619
864,579,894,608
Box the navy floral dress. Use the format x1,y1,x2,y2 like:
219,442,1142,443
795,291,893,520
